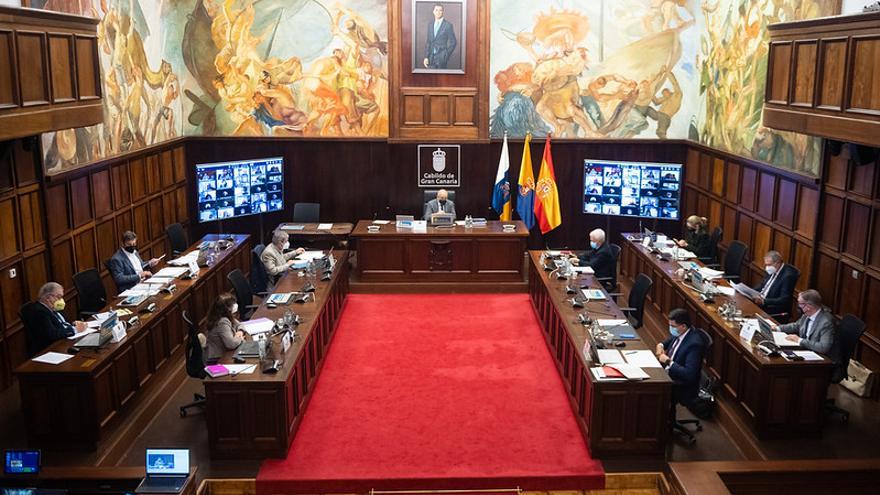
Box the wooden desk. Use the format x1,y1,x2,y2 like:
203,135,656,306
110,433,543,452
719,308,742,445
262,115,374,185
527,252,671,457
204,251,350,459
0,467,197,494
14,235,251,450
619,235,833,438
351,220,528,289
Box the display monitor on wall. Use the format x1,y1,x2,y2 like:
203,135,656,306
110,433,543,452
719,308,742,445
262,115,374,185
196,157,284,223
583,159,682,220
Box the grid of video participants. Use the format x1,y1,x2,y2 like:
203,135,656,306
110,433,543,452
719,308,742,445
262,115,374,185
583,160,681,219
197,157,283,223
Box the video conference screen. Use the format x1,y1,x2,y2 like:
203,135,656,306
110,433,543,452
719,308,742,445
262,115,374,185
583,159,682,220
196,157,284,223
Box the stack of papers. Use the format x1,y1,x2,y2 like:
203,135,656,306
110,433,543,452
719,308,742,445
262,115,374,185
143,275,175,285
597,319,628,327
32,352,74,365
372,220,390,225
167,251,199,266
677,261,700,271
716,286,736,296
119,284,161,297
571,266,595,274
597,349,625,365
154,267,189,278
281,224,306,231
607,363,650,380
239,317,275,336
622,350,663,368
772,331,800,347
296,251,327,261
792,350,823,361
698,266,724,280
317,223,333,230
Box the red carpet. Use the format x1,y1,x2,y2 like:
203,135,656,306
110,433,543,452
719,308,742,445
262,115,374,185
257,294,604,494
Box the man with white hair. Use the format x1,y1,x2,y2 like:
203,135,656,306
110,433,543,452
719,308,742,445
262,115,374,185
20,282,87,357
570,228,616,284
750,250,799,322
261,229,306,287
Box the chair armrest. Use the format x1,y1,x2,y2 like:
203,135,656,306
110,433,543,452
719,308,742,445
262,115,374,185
255,291,270,297
594,276,613,281
605,292,623,297
618,307,636,312
245,304,260,310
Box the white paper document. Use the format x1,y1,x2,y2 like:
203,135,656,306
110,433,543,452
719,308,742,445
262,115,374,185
154,267,189,278
143,276,175,285
571,266,595,274
597,349,625,365
622,350,663,368
413,220,428,232
590,367,626,381
317,223,333,230
677,261,699,271
716,286,736,296
597,319,628,327
225,364,257,374
772,331,801,347
698,266,724,280
580,289,606,300
607,363,650,380
296,250,327,261
734,283,762,299
793,350,824,361
372,220,390,225
118,284,161,297
240,317,275,336
32,352,74,365
167,252,199,266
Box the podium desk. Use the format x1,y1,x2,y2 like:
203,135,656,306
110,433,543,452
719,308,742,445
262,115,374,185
350,220,528,290
276,222,354,248
619,235,833,438
15,235,251,450
528,252,672,457
204,251,350,459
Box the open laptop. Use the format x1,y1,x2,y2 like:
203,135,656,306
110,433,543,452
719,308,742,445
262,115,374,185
4,449,40,475
75,313,117,348
395,215,415,228
135,448,190,493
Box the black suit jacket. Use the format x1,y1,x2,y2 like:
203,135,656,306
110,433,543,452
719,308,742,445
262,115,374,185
424,19,456,68
21,301,75,357
578,242,616,282
662,328,708,407
107,248,147,292
752,264,799,318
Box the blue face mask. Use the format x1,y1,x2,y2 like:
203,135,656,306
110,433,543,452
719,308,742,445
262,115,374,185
590,241,599,249
669,325,680,337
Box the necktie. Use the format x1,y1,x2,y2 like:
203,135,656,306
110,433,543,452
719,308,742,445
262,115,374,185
761,270,779,297
805,316,815,340
667,337,682,364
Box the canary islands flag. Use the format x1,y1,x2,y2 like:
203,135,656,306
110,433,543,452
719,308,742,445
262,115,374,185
516,133,536,230
534,134,561,234
492,134,512,220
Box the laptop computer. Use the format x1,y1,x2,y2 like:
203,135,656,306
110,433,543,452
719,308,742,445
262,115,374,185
75,313,117,348
4,449,40,475
135,448,190,493
234,341,261,358
395,215,414,228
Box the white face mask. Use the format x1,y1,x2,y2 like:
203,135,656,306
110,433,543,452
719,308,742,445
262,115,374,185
765,265,777,275
282,241,290,250
231,303,239,314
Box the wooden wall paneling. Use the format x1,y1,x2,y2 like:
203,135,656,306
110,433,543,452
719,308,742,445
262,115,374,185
753,222,772,268
51,238,75,291
174,186,187,225
44,181,69,239
814,252,838,307
428,94,450,125
162,191,175,230
871,210,880,268
791,40,817,106
91,168,112,218
685,148,699,186
696,192,709,220
709,199,722,233
767,41,792,104
741,166,758,212
133,203,150,243
0,141,12,191
797,185,818,240
711,158,724,195
825,153,848,190
864,275,880,341
0,30,17,109
159,150,173,188
699,153,711,190
114,210,133,246
819,193,844,250
47,33,75,103
0,197,18,262
17,189,43,250
817,38,847,110
145,155,160,195
172,145,186,184
847,35,880,114
723,206,737,244
128,157,146,202
835,261,864,317
848,158,876,197
74,35,100,99
738,214,754,248
772,230,793,264
757,172,776,220
725,160,740,203
15,31,49,107
95,219,116,268
73,227,96,273
775,179,797,229
0,260,25,333
792,240,813,291
111,162,130,209
13,139,38,186
148,197,163,244
69,175,92,228
843,199,870,263
22,251,48,300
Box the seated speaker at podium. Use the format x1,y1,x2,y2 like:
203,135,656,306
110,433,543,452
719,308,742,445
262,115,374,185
423,189,456,222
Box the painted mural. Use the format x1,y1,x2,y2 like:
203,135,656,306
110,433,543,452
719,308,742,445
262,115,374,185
694,0,836,175
489,0,701,141
38,0,389,174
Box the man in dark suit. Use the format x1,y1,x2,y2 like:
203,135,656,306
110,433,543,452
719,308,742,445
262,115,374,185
423,189,456,220
107,231,160,292
422,3,457,69
570,228,616,284
655,308,707,407
21,282,86,357
751,250,799,322
777,289,841,377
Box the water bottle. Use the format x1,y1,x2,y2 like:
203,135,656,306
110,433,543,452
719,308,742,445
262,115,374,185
258,335,267,360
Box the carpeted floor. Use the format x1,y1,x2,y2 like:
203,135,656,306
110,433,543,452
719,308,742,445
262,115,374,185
257,294,604,493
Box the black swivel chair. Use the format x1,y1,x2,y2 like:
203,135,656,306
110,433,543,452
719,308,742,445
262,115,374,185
698,227,723,265
179,310,206,417
721,240,748,283
671,328,714,445
228,268,266,321
293,202,320,223
166,223,189,256
423,190,457,208
249,244,270,294
619,273,652,329
826,314,866,422
73,268,107,319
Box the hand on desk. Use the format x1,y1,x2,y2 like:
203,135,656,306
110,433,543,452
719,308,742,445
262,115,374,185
568,257,580,266
753,295,765,305
785,334,800,344
676,239,688,247
139,270,153,279
74,321,87,333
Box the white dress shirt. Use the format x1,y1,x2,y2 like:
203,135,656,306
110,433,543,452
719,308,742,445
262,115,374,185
125,249,143,275
760,264,784,297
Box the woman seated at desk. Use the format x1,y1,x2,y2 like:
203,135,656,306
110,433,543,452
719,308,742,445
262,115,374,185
677,215,712,259
205,292,245,361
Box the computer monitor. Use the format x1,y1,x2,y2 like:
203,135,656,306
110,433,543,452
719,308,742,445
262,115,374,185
195,157,284,223
145,448,189,476
4,449,40,475
756,315,775,341
583,159,682,219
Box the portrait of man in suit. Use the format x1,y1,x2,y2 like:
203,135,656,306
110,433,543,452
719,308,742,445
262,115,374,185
413,1,465,73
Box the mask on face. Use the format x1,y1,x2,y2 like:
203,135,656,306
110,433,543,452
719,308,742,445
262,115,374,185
590,241,599,250
124,245,136,253
765,265,777,275
231,303,238,314
53,298,66,312
669,325,680,337
438,200,447,206
282,241,290,250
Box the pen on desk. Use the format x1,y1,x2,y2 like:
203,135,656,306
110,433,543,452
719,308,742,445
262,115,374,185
624,351,638,355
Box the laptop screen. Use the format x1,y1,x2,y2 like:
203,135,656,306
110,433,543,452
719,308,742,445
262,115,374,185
145,449,189,476
4,450,40,475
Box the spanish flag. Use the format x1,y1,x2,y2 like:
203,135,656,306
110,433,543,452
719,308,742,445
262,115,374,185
534,134,561,234
492,133,512,220
516,133,536,230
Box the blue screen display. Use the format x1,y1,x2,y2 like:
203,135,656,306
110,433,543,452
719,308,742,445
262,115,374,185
583,159,682,220
196,157,284,223
4,450,40,474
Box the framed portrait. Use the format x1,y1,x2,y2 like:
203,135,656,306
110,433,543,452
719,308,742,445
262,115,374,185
412,0,466,74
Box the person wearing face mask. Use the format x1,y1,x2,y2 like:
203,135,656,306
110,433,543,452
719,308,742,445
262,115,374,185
655,308,707,408
676,215,711,259
21,282,88,357
776,290,841,374
569,228,616,286
423,189,456,221
205,292,246,361
107,231,161,292
261,229,306,287
750,250,799,322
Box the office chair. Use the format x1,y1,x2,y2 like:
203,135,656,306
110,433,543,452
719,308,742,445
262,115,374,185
293,202,320,223
423,190,457,208
249,244,270,294
826,314,866,423
671,328,714,445
227,268,266,321
166,223,189,256
180,310,206,417
596,243,622,297
698,227,723,265
721,240,748,283
73,268,107,319
619,273,652,329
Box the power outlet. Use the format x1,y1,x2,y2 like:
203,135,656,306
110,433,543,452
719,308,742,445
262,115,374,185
8,268,16,278
852,269,860,280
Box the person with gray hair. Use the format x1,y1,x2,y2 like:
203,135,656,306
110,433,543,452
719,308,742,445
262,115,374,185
775,289,841,377
569,228,616,288
750,250,799,322
107,230,160,292
260,229,305,287
21,282,86,356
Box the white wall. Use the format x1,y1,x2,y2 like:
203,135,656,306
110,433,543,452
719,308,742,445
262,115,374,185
843,0,876,13
0,0,22,6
